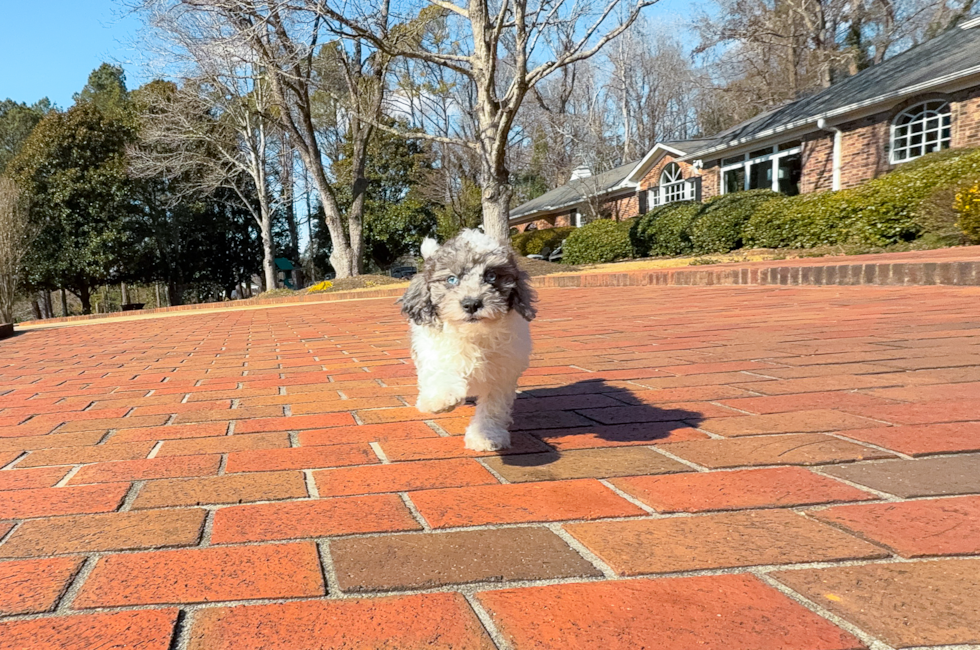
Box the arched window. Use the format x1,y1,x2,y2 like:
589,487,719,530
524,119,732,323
660,163,686,203
891,101,952,163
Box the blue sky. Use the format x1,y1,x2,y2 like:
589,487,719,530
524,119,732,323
0,0,147,107
0,0,699,109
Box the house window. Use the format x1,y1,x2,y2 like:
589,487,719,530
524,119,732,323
660,163,686,203
720,142,802,195
650,163,696,207
891,100,952,163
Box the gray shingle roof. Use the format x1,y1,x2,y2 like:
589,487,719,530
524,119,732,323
686,23,980,159
510,160,639,220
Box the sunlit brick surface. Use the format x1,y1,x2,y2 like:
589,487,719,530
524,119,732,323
1,284,979,648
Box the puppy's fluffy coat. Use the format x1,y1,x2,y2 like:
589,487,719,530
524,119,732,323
400,229,536,451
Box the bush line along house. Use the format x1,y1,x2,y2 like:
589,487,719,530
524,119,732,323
510,19,980,232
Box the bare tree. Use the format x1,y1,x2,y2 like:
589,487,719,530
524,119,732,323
131,72,282,291
0,178,34,324
314,0,657,242
135,1,393,278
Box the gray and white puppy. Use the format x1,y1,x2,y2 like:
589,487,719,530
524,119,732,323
400,229,536,450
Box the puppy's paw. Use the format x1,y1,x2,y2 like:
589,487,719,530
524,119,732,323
464,433,509,451
416,393,464,414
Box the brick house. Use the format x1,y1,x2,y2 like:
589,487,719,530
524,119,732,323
511,19,980,232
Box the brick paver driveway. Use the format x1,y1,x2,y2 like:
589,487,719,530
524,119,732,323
1,285,979,649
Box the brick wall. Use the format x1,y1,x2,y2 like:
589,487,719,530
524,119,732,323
952,86,980,148
701,160,720,200
837,113,891,189
801,132,834,193
605,193,640,220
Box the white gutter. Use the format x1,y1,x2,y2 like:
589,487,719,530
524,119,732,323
685,65,980,161
816,118,843,191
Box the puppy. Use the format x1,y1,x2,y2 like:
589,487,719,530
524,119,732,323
399,229,537,451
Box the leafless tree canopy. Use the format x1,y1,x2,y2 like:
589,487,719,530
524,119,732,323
0,177,35,324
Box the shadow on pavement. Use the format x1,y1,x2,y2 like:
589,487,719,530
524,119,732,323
501,378,704,468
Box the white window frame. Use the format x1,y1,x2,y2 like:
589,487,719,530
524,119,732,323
719,143,803,195
648,163,697,208
890,100,952,164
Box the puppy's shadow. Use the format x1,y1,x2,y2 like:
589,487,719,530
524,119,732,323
503,379,704,468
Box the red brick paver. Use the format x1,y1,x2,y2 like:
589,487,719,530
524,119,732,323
1,283,979,648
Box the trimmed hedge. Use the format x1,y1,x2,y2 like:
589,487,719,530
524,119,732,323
745,148,980,248
955,181,980,242
690,189,780,254
562,218,634,264
511,226,574,256
629,202,701,257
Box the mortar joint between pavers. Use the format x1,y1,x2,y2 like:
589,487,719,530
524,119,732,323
54,465,84,487
368,442,390,464
0,451,28,470
547,523,618,579
351,411,365,426
646,445,710,472
0,520,19,546
599,479,658,514
166,607,192,650
475,457,510,484
422,420,451,437
197,508,217,547
398,492,431,531
460,590,514,650
54,554,100,613
303,469,320,498
316,539,342,597
147,441,164,459
164,414,178,426
216,454,228,476
827,431,916,461
751,570,897,650
118,480,146,511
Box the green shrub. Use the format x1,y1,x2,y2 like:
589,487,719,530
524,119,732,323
744,148,980,248
743,192,850,248
955,179,980,242
690,190,779,254
510,226,574,256
562,218,634,264
629,202,701,257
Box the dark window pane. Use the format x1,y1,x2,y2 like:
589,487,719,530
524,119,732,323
724,168,745,194
748,160,772,190
749,147,773,159
778,140,802,151
722,154,744,166
777,154,801,195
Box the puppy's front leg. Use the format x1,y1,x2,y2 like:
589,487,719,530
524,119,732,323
464,384,517,451
415,369,467,414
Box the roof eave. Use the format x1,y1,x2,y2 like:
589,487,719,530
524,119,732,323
682,65,980,161
508,186,637,224
623,143,688,184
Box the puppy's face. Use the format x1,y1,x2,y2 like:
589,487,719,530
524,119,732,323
400,229,536,326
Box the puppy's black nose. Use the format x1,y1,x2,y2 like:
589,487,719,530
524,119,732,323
461,297,483,314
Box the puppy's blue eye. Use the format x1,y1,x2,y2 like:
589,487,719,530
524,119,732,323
446,275,459,286
485,271,496,283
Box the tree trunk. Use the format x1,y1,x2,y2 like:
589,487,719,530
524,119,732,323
121,282,129,304
61,288,68,317
43,291,54,318
78,285,92,315
480,161,514,243
30,299,41,320
281,136,299,261
155,283,161,308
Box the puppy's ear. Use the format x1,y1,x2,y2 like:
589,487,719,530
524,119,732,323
510,267,537,321
399,273,438,325
420,237,439,260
